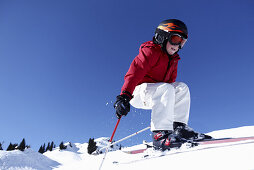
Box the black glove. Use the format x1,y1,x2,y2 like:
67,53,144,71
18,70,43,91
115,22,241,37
114,94,131,119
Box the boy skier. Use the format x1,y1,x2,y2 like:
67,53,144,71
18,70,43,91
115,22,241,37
114,19,211,150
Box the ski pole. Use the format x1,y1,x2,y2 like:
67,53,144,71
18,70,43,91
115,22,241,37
99,126,150,152
99,117,121,170
109,117,121,142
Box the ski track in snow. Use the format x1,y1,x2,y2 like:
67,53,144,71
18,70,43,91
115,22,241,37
0,126,254,170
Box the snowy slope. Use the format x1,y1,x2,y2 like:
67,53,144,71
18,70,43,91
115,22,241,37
0,149,59,170
1,126,254,170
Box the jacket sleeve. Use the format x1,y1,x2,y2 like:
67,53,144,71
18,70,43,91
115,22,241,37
121,45,159,95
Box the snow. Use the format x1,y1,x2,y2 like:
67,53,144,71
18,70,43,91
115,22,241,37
94,137,120,153
0,149,59,170
207,126,254,138
0,126,254,170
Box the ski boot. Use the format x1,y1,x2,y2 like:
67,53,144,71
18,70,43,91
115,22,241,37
153,130,186,151
173,122,212,141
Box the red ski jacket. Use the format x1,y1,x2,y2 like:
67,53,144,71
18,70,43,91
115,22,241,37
121,41,180,96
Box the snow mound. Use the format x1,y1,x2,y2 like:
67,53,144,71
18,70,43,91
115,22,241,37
0,149,60,170
95,137,120,153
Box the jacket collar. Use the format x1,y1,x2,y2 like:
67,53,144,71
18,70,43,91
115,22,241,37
168,53,181,60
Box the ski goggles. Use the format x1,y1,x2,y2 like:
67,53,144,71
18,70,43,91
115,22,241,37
168,33,187,48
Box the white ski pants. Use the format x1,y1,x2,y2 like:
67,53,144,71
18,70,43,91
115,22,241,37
130,82,190,131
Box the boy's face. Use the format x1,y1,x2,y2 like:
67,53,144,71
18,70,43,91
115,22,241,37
166,41,179,55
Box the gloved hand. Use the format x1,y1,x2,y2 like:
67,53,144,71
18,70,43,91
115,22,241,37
114,93,131,119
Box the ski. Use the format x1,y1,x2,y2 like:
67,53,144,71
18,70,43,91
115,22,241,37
114,136,254,165
198,136,254,145
122,136,254,154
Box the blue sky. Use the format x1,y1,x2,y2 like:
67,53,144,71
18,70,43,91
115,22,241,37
0,0,254,150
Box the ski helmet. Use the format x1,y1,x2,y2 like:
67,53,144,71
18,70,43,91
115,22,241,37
154,19,188,49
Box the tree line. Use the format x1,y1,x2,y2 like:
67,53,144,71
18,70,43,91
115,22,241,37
38,141,70,154
0,138,30,151
0,138,71,154
0,138,120,155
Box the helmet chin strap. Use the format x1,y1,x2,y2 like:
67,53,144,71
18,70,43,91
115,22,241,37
161,40,168,53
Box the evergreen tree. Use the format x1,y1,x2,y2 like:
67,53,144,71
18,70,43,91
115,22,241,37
38,145,44,154
17,138,26,151
46,142,50,151
59,142,67,150
6,143,13,151
43,143,46,153
87,138,97,154
38,143,46,154
7,143,18,151
0,142,3,150
42,143,45,152
49,141,54,151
